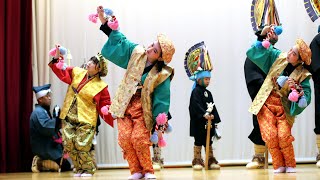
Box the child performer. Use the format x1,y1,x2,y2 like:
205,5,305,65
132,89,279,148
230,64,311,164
247,25,312,173
185,41,221,170
49,46,113,177
97,5,175,180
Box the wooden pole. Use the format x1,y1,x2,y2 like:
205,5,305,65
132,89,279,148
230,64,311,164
205,118,212,170
58,152,64,173
264,145,268,169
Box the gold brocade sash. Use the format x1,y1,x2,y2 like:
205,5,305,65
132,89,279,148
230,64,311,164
141,65,173,130
59,67,107,126
249,53,288,115
109,46,147,118
249,53,311,125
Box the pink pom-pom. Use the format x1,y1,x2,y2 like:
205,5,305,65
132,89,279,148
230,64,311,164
49,46,67,56
108,19,119,30
156,113,167,125
49,48,57,56
158,137,166,147
63,153,69,159
54,137,62,144
56,62,64,69
262,40,270,49
288,89,299,102
101,105,109,115
88,13,98,23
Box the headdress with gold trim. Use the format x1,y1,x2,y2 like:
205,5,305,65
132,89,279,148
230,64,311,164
157,34,175,64
95,52,108,77
304,0,320,22
296,39,312,65
250,0,281,33
184,41,212,80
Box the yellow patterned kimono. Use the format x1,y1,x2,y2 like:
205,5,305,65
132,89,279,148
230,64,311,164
60,67,107,126
50,65,109,174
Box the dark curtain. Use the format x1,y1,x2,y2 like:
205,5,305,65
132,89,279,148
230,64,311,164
0,0,33,172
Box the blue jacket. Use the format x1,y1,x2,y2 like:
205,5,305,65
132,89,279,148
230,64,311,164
30,105,62,160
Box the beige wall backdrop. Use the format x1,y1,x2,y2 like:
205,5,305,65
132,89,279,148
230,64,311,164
33,0,319,167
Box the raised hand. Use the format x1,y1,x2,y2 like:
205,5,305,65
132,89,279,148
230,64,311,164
54,44,61,59
97,6,104,14
97,6,107,24
261,25,271,36
287,77,296,88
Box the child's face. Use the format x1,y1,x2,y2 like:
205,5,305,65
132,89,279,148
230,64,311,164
86,60,100,76
198,77,211,87
287,45,301,66
146,40,162,63
203,77,211,87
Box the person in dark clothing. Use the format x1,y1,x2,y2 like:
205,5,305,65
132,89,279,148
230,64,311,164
189,73,221,170
30,84,71,172
185,42,221,170
244,27,280,169
306,30,320,168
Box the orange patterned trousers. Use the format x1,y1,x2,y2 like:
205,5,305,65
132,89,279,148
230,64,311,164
117,92,154,175
257,91,296,169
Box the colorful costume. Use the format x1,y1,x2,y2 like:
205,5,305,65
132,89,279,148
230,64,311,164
30,84,71,172
100,22,175,179
247,39,312,172
185,42,221,170
49,53,113,176
151,112,172,171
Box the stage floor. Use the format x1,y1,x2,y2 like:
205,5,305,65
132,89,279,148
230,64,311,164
1,164,320,180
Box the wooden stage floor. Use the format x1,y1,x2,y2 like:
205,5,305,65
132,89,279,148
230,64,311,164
1,164,320,180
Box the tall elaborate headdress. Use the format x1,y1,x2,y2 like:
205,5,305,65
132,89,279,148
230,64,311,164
250,0,281,32
184,41,212,79
304,0,320,22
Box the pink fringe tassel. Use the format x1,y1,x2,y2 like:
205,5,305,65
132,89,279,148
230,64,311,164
158,137,166,147
156,113,167,125
101,105,109,115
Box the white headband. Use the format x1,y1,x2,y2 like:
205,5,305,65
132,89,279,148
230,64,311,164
36,89,51,99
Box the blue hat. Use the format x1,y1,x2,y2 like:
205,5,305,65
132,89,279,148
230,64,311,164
189,70,211,90
33,84,51,99
189,70,211,81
